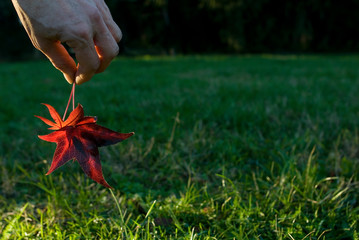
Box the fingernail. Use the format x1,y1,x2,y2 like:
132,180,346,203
63,73,74,84
76,72,94,85
75,75,83,85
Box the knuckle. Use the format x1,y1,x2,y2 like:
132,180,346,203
107,22,122,42
116,28,122,42
73,27,92,43
64,25,93,48
100,45,119,64
108,45,119,59
76,27,91,40
113,45,120,57
88,7,102,22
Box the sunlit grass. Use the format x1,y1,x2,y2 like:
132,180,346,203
0,55,359,239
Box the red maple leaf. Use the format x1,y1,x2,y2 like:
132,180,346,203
36,103,134,188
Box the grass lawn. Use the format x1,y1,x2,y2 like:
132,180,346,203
0,55,359,239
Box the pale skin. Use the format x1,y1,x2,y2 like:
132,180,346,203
11,0,122,85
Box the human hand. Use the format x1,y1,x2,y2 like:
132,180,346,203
11,0,122,84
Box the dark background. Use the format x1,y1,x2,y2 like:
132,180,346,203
2,0,359,60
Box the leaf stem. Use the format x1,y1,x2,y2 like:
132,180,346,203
62,83,76,121
72,81,75,111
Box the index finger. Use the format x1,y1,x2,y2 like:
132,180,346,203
37,39,77,84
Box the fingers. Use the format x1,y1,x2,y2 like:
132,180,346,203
94,28,119,73
72,15,118,83
106,19,122,43
95,0,122,42
92,2,120,73
67,22,117,84
71,41,100,85
37,40,77,84
39,0,121,85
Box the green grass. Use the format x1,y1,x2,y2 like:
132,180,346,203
1,55,359,239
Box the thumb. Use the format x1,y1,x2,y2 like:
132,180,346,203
37,40,77,84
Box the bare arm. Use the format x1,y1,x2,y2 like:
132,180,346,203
11,0,122,84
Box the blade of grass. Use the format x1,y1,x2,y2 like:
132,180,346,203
109,188,128,237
